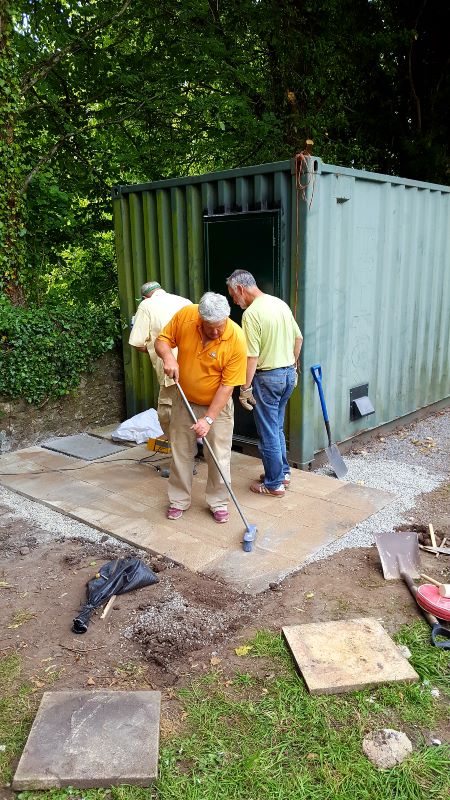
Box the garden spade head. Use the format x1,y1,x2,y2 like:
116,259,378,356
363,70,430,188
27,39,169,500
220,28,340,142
375,531,421,581
325,442,348,479
310,365,348,479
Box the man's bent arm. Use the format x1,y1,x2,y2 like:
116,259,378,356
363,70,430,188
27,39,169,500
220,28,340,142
155,338,179,380
131,344,148,353
207,384,234,420
191,384,234,437
294,335,303,365
243,356,258,389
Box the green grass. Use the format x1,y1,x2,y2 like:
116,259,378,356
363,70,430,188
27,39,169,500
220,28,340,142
3,623,449,800
0,653,37,786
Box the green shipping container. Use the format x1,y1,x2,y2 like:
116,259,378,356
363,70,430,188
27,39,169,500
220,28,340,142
112,156,450,467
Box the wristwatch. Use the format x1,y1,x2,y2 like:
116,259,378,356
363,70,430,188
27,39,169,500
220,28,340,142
205,416,214,425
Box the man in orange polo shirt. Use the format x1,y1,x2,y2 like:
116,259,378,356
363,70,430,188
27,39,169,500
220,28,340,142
155,292,246,523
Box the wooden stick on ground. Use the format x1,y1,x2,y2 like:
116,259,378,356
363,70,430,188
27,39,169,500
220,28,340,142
429,523,437,549
100,594,117,620
436,536,447,560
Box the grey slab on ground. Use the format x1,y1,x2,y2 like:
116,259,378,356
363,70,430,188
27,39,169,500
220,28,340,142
42,434,127,460
283,618,418,695
12,690,161,790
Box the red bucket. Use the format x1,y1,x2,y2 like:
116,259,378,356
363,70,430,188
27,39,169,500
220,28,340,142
417,584,450,621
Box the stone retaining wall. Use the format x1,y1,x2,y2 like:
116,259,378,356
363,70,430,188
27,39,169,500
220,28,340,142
0,351,125,452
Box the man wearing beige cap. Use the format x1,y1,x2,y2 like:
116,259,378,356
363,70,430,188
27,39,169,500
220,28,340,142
128,281,191,435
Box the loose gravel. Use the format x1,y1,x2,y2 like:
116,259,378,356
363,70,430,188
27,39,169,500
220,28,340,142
308,408,449,563
123,580,252,667
0,483,128,549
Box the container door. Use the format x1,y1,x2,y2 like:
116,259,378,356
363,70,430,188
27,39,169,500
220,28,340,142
204,211,280,443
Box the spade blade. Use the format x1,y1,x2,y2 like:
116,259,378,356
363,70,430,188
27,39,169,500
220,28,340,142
325,443,348,479
375,531,421,581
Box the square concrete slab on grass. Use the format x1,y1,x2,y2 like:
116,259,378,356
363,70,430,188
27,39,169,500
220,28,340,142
12,690,161,790
283,618,418,695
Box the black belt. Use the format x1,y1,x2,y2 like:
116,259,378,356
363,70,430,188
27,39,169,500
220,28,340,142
255,365,294,372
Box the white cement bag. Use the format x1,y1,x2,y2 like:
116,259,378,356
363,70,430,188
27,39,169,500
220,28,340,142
112,408,163,444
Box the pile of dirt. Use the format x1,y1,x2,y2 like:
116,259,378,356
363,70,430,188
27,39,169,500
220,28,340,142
124,578,253,668
0,514,40,555
395,523,448,548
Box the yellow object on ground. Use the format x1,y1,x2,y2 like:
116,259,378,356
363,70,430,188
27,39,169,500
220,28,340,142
146,438,172,454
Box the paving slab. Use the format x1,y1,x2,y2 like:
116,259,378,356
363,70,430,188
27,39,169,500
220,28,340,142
282,618,419,695
205,547,297,594
42,433,128,460
0,445,394,594
12,690,161,790
2,472,108,508
325,481,395,513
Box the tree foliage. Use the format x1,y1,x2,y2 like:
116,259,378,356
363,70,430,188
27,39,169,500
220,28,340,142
0,294,117,404
0,0,449,310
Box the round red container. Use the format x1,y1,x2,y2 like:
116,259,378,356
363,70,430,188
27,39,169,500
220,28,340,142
417,584,450,621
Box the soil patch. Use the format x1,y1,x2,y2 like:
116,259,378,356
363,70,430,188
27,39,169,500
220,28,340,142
124,579,252,669
1,519,447,691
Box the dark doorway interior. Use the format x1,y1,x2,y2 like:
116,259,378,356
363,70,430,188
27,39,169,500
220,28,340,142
204,212,280,442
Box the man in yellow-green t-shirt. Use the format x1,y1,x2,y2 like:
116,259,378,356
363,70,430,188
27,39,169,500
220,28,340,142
227,269,303,497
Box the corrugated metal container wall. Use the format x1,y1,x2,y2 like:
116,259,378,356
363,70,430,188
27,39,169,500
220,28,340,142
113,156,449,468
299,160,450,465
112,161,303,459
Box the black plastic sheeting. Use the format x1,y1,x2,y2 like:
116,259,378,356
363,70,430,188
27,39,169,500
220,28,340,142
72,557,159,634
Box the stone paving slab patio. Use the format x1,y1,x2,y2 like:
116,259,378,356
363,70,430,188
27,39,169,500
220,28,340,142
0,445,394,593
12,690,161,790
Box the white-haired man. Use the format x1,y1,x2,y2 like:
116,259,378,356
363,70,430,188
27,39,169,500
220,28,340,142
128,281,191,436
155,292,247,523
227,269,303,497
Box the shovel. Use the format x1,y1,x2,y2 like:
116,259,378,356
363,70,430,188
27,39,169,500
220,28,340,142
175,382,258,552
310,365,347,479
375,532,450,650
374,531,421,581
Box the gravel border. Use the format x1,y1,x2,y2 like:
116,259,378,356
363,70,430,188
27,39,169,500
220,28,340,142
0,483,128,549
307,408,449,563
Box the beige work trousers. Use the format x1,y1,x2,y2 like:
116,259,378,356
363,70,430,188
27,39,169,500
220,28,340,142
157,384,177,437
168,392,234,511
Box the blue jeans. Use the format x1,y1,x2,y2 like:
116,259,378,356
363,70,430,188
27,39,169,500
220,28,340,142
252,366,296,490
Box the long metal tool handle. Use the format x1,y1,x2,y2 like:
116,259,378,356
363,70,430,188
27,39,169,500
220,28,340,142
175,382,252,532
310,364,332,447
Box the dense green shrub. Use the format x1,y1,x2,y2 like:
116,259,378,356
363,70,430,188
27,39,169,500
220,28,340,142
0,296,120,405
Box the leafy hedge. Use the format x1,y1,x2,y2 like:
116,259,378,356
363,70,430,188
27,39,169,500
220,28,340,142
0,296,120,405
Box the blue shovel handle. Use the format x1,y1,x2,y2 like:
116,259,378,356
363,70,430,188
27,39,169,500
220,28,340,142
310,364,329,423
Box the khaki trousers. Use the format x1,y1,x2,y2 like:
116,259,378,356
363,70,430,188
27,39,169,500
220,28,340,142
157,384,177,437
168,392,234,511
